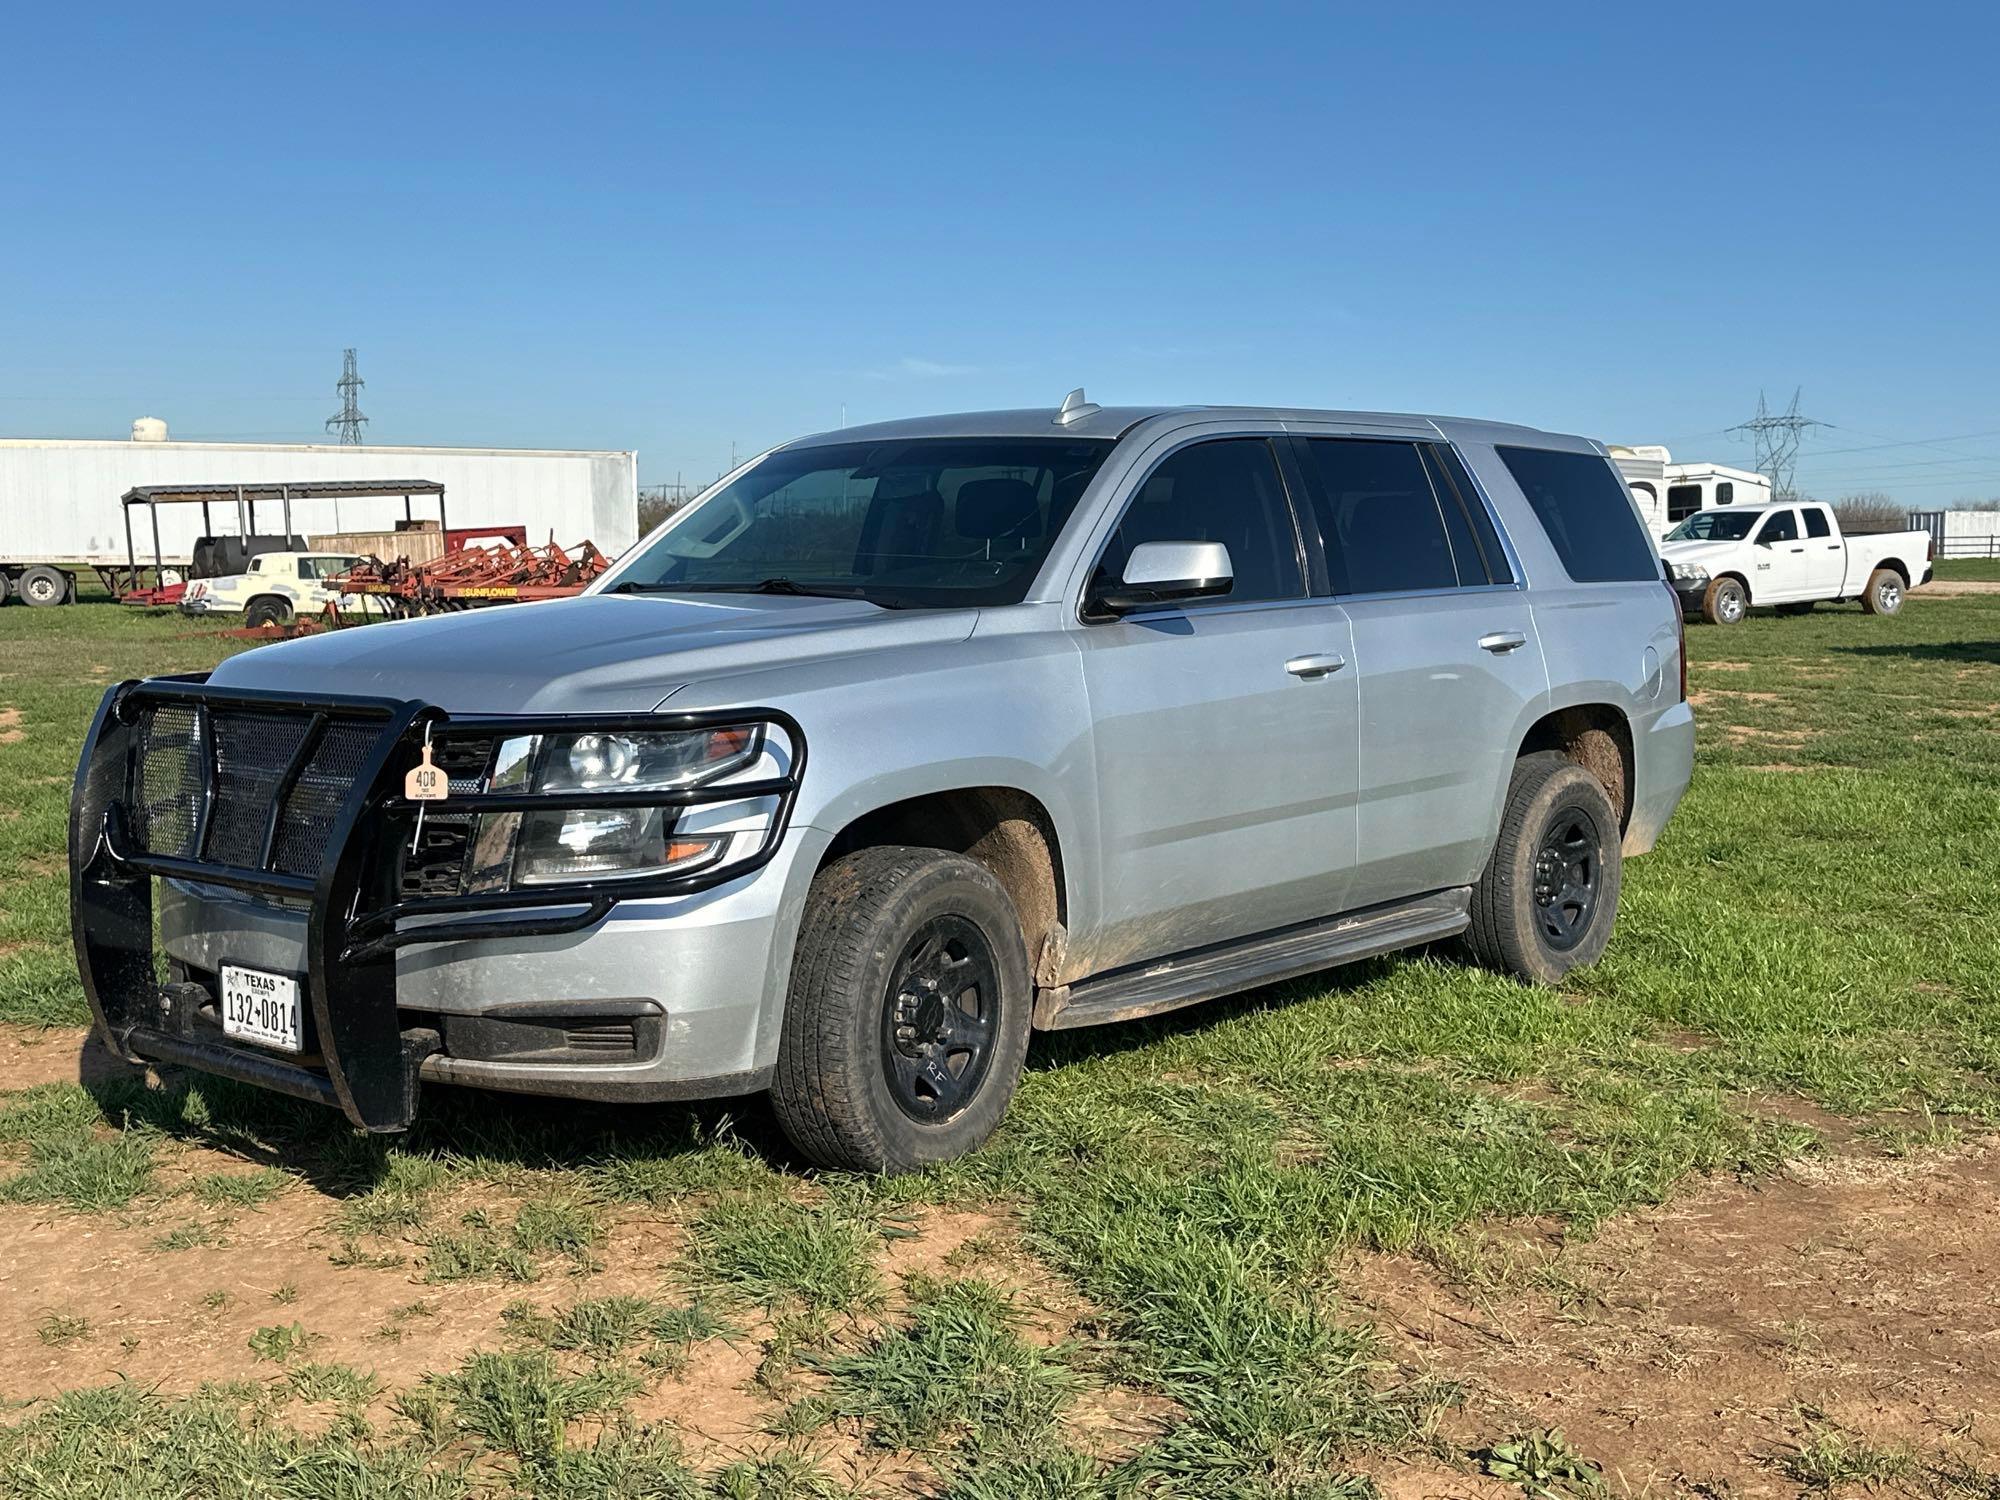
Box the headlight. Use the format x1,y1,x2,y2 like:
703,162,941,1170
484,726,766,887
1668,562,1710,585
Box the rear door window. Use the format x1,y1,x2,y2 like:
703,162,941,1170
1093,439,1305,605
1425,444,1513,585
1495,447,1660,583
1301,438,1470,595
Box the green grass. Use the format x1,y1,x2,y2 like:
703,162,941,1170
689,1191,886,1313
0,602,262,1028
812,1277,1086,1464
1934,556,2000,581
3,592,2000,1493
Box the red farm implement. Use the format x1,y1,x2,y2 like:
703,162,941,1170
329,535,610,620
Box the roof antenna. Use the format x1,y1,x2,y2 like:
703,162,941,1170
1055,387,1101,426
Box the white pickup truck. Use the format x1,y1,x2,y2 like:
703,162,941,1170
1660,501,1934,625
179,551,368,627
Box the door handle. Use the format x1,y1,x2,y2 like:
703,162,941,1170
1477,631,1528,654
1285,653,1346,678
1789,546,1805,553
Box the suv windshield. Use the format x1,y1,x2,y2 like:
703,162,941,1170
1663,511,1759,542
612,437,1116,608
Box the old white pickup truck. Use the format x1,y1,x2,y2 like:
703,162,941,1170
179,551,368,627
1660,501,1934,624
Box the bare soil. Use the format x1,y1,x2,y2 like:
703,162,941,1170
1351,1143,2000,1498
7,1024,1996,1492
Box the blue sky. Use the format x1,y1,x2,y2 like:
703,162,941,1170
4,2,1997,501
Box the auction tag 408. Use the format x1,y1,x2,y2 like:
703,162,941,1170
405,743,449,801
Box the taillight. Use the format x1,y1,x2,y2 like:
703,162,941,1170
1665,580,1687,702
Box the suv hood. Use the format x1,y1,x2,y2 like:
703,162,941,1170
207,593,979,713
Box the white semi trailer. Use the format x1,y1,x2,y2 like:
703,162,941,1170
0,425,638,605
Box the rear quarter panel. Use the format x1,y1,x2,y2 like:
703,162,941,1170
1842,529,1931,593
1449,435,1689,855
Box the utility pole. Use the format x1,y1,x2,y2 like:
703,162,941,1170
1728,388,1824,499
326,348,368,445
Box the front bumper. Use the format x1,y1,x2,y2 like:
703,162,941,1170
69,675,803,1131
1669,577,1709,614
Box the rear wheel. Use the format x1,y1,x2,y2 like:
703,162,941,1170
1700,575,1747,625
771,846,1032,1173
18,566,67,607
1859,568,1904,616
0,572,10,605
244,596,294,628
1466,752,1623,986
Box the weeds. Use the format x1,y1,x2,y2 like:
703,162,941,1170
36,1312,90,1347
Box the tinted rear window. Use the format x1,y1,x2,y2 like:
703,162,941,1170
1495,447,1658,583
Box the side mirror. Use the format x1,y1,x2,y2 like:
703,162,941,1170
1092,540,1234,615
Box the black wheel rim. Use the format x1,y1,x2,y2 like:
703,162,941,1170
879,914,1001,1123
1531,809,1600,952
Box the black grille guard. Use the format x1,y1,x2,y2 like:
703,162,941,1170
69,674,805,1132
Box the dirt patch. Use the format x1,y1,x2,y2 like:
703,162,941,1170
1723,724,1812,749
1745,762,1811,772
0,706,21,745
1919,579,2000,597
1346,1143,2000,1498
1700,662,1753,672
0,1027,134,1092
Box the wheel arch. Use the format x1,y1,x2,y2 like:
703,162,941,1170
1515,703,1635,833
816,785,1071,986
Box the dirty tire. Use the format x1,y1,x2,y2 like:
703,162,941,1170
1859,568,1904,616
18,566,67,607
0,572,10,605
1466,751,1623,987
244,596,293,628
771,846,1032,1174
1700,575,1747,625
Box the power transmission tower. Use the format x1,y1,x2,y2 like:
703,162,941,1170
326,348,368,445
1728,388,1824,499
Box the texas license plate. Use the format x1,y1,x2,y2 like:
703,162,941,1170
220,964,303,1053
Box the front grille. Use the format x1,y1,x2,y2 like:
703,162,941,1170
134,704,203,856
564,1021,639,1054
128,702,395,878
273,724,379,877
207,711,316,868
396,737,495,899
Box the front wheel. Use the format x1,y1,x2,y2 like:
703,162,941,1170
771,847,1032,1174
1700,575,1747,625
1466,753,1623,986
1859,568,1904,616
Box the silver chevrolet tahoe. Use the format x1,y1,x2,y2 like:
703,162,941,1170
70,395,1695,1172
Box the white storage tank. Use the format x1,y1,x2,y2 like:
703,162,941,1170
131,417,169,443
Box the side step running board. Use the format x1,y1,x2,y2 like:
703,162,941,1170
1034,888,1472,1032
